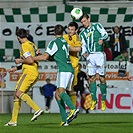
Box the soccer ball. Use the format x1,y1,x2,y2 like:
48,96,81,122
71,8,83,20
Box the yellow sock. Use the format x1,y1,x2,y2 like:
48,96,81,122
69,92,77,107
11,99,21,123
20,93,40,111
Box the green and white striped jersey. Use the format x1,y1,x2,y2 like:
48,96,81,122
80,23,108,54
45,37,74,73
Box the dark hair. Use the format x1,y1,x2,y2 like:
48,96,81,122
16,28,27,38
68,21,78,30
54,24,64,35
113,26,120,32
80,14,89,21
78,63,82,68
46,78,50,81
114,26,119,29
121,50,128,54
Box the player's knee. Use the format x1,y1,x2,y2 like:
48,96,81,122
54,92,58,100
55,90,61,100
15,91,21,99
99,75,106,84
89,75,96,83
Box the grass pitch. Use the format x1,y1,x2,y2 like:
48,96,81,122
0,113,132,133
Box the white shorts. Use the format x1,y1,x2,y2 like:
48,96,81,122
56,72,74,91
86,52,106,76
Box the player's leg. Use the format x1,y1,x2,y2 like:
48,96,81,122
57,72,79,124
99,75,106,111
67,66,78,106
4,74,29,126
55,89,68,126
14,73,43,122
65,72,79,123
86,54,97,110
17,74,41,111
89,75,97,110
57,72,75,110
4,91,21,126
96,52,107,111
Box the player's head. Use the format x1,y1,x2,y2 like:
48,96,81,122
80,14,90,28
68,21,78,36
16,28,28,38
16,28,28,43
54,24,64,36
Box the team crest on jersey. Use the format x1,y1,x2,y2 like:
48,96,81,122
87,32,93,37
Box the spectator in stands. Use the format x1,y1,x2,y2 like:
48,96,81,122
109,26,127,60
104,42,113,61
114,50,128,62
40,78,56,113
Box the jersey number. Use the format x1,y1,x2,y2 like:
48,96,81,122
62,45,69,58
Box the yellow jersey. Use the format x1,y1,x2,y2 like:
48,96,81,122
63,34,81,67
19,41,38,75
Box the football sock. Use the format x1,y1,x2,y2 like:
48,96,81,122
100,83,107,100
11,99,21,123
90,82,97,101
60,92,75,110
20,93,40,111
68,91,77,106
57,99,67,122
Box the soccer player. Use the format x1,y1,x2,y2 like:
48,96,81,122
79,14,108,111
33,24,80,126
4,28,43,126
63,22,81,106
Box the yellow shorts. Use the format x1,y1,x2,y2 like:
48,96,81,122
72,65,79,88
14,72,38,93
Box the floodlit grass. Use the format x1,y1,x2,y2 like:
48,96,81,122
0,113,133,133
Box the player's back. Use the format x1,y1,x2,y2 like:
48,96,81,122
20,41,38,75
48,37,74,73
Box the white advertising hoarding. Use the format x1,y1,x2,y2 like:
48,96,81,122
0,61,132,113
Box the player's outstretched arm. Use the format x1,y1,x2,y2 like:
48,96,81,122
6,67,17,73
34,53,49,61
